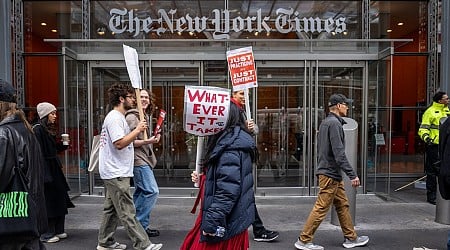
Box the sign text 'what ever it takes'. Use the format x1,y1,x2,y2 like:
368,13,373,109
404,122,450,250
184,86,230,136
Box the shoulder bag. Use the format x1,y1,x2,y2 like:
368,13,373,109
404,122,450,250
0,128,39,238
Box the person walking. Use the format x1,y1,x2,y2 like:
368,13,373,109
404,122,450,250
294,94,369,250
0,79,48,250
418,91,450,205
231,90,279,242
33,101,73,243
96,83,162,250
125,89,161,238
181,100,256,250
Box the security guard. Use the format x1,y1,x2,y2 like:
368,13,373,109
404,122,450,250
418,91,450,204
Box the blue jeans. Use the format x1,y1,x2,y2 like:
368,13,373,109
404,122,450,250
133,165,159,230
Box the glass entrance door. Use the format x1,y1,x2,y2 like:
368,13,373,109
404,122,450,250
150,62,200,188
255,61,364,196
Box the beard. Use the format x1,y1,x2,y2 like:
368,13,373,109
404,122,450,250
124,99,135,111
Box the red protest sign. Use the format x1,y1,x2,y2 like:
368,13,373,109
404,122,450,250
227,46,258,91
184,86,230,136
153,109,166,136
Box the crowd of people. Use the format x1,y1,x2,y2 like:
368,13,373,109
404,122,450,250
4,78,450,250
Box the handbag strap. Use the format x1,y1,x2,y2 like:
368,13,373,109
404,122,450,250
6,126,29,189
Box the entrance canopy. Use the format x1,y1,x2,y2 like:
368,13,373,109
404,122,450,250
44,38,412,61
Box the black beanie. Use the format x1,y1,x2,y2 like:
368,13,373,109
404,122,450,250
0,79,17,103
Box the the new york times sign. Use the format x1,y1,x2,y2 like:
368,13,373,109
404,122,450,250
108,8,347,39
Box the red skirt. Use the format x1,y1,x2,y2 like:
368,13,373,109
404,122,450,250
180,174,249,250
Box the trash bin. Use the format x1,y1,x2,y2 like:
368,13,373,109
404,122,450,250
331,117,358,226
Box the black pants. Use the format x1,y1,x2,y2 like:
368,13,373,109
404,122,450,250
425,144,439,202
252,204,265,235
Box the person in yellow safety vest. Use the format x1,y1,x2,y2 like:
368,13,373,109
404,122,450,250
418,91,450,205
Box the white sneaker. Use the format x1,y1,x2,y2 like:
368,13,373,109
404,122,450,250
96,242,127,250
43,236,60,243
343,236,369,248
294,239,324,250
55,233,68,239
145,243,163,250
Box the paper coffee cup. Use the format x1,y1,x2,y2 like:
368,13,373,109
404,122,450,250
61,133,70,145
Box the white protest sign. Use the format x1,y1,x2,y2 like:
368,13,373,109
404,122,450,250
184,86,230,136
123,44,142,89
227,46,258,91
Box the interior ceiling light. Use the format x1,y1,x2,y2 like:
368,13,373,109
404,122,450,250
397,22,404,26
97,27,106,35
40,22,47,26
51,29,57,33
386,29,393,33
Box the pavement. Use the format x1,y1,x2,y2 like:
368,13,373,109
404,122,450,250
43,192,450,250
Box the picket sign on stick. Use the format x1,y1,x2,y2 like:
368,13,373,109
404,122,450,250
226,46,258,121
244,89,251,120
123,44,147,139
183,85,230,187
194,136,205,188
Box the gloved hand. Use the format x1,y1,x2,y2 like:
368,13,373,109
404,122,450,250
425,137,433,145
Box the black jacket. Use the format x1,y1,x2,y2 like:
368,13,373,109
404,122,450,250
438,118,450,200
0,114,48,238
200,126,256,242
33,122,71,217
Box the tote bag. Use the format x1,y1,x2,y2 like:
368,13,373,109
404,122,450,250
88,135,100,173
0,130,39,238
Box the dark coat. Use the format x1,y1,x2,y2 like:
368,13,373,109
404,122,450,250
200,126,256,243
438,118,450,200
0,114,48,238
33,122,70,217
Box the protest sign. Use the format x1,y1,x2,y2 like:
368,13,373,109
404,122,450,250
154,109,166,136
123,44,147,139
184,86,230,136
226,46,258,91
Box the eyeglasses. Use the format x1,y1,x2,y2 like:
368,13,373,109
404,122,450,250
140,96,150,99
125,95,136,99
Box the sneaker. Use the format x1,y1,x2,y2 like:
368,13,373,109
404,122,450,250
96,242,127,250
294,239,324,250
43,236,60,243
146,228,160,237
145,243,163,250
342,236,369,248
55,233,68,239
254,229,279,242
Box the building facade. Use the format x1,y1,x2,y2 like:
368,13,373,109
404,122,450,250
5,0,440,197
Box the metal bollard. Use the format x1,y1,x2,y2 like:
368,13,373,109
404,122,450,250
435,187,450,224
331,117,358,226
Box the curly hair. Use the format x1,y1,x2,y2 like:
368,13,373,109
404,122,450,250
108,83,134,107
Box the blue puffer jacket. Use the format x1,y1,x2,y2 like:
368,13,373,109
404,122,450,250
200,126,256,243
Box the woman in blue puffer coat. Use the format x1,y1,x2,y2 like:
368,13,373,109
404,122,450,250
181,101,256,250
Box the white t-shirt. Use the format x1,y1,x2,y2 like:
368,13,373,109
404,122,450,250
99,109,134,179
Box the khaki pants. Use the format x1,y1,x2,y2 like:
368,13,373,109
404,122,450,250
300,175,357,243
98,177,151,250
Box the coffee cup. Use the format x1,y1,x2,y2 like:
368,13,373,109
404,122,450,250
61,133,70,145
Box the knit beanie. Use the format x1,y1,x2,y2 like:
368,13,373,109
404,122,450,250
37,102,56,119
0,79,17,103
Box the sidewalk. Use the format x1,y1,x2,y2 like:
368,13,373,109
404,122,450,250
45,194,450,250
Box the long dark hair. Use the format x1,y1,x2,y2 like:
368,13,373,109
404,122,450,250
0,101,33,132
203,101,250,162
